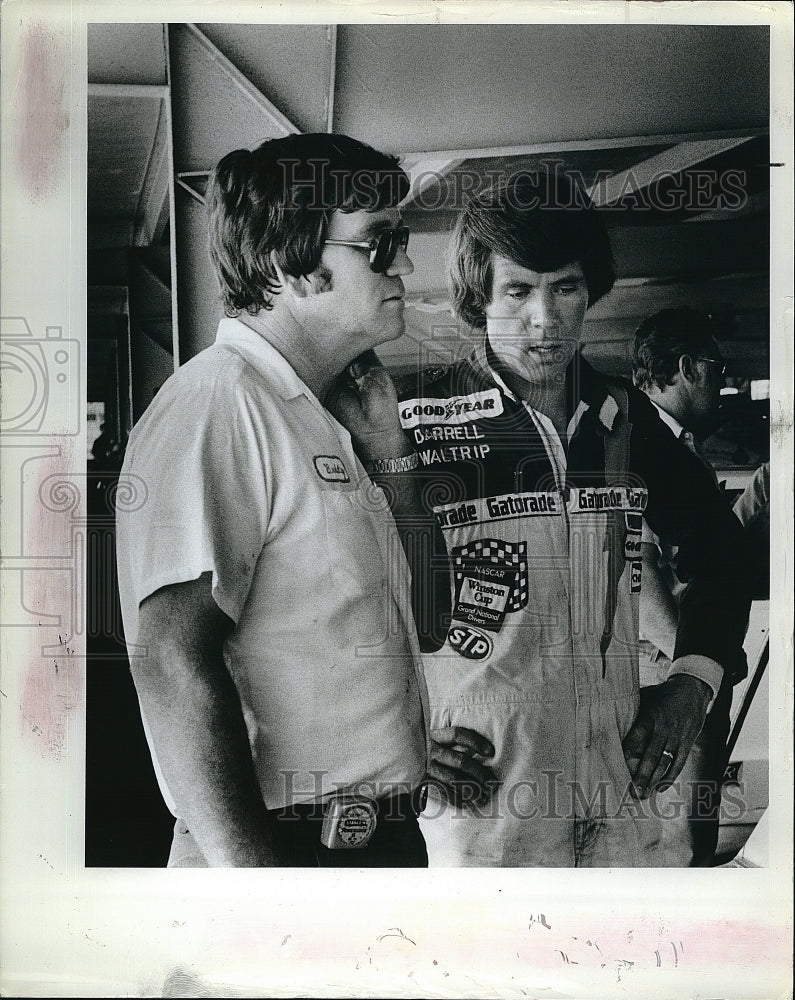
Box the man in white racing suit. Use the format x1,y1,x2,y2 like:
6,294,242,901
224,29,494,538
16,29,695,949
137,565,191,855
398,173,751,866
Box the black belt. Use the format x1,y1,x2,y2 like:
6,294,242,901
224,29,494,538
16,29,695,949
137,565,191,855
270,789,427,851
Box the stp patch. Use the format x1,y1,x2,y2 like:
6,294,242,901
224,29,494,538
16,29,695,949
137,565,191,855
447,623,493,660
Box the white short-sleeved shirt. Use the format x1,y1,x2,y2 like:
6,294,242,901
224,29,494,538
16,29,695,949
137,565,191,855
116,317,430,810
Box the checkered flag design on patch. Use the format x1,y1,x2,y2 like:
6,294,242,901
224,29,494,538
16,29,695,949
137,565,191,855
452,538,529,612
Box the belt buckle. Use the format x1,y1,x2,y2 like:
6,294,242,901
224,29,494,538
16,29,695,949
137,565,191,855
320,794,377,850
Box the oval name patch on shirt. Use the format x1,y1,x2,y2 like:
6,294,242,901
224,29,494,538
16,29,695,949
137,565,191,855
313,454,350,483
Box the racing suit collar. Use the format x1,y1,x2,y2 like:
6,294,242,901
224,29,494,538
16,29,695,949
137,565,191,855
472,335,619,431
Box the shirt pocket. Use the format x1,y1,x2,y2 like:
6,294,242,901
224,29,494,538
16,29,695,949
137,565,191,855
320,482,393,580
319,482,403,646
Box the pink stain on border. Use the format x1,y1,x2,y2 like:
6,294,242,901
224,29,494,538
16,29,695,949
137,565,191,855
20,442,84,758
14,22,69,203
674,918,791,967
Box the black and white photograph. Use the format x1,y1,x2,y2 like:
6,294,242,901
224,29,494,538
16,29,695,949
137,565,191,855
1,2,792,996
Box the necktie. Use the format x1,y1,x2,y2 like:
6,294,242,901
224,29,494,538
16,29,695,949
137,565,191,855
681,431,721,491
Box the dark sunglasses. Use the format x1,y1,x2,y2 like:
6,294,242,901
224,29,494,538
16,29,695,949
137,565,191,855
697,357,727,377
324,226,410,273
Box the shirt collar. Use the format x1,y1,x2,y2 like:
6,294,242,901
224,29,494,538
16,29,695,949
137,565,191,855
215,316,309,401
648,398,686,438
471,334,620,433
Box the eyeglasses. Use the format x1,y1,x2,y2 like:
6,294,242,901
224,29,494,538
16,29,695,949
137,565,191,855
697,357,727,377
323,226,410,274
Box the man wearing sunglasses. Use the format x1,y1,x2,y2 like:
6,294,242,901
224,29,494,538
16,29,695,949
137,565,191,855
631,307,739,865
116,133,492,867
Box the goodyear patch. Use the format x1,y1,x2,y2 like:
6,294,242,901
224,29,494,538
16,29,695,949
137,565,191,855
624,510,643,559
630,559,643,593
624,535,643,559
399,388,503,429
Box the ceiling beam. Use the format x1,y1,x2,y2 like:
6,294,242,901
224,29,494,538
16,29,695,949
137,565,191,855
393,128,766,163
400,155,466,209
88,83,168,99
183,23,300,138
167,127,767,194
326,25,337,133
588,136,756,207
134,98,170,245
685,190,769,223
176,174,207,206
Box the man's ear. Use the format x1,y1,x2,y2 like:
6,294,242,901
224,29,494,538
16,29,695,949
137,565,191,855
271,255,312,299
679,353,699,385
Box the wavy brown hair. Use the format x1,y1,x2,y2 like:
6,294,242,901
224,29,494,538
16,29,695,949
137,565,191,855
448,172,615,329
208,133,409,316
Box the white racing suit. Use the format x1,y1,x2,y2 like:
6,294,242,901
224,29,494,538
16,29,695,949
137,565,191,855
398,343,750,866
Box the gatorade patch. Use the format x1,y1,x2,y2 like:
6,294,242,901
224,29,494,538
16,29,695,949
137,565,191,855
568,486,648,513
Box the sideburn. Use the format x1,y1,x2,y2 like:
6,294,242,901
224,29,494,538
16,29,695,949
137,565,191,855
313,264,333,293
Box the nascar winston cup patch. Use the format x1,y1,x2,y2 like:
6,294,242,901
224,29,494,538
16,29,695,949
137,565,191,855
450,538,529,635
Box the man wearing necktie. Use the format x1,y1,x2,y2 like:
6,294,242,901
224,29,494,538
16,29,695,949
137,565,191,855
632,307,738,865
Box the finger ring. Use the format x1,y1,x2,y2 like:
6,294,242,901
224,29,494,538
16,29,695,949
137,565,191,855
661,749,674,762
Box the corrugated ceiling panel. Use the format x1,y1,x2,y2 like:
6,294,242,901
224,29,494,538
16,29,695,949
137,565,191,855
169,24,297,173
88,96,162,216
196,23,332,134
88,23,167,85
334,24,768,152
